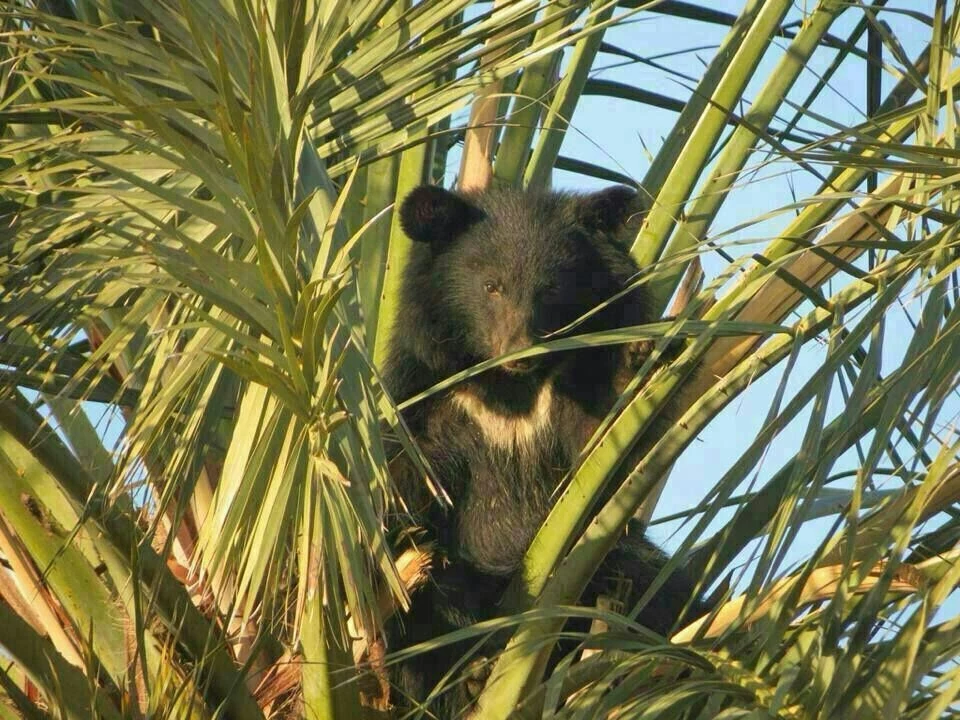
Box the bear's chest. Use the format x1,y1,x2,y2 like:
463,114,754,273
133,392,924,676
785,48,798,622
438,381,569,574
449,381,555,453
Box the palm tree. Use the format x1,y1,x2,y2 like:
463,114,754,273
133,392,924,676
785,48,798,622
0,0,957,718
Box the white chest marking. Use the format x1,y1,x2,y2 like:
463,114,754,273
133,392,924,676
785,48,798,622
451,383,555,452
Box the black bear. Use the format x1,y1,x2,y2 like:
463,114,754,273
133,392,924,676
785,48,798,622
382,184,698,716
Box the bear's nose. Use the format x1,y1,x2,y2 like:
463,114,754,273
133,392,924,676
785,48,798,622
502,357,540,374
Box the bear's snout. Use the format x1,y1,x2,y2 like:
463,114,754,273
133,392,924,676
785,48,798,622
502,356,540,374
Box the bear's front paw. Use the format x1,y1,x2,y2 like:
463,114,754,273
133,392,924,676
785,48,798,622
463,656,492,702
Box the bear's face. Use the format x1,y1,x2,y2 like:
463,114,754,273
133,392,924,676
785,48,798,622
399,185,645,375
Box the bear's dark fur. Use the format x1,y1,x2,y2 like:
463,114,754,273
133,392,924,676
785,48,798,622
382,184,697,716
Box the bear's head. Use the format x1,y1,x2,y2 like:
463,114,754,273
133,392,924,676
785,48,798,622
397,184,648,380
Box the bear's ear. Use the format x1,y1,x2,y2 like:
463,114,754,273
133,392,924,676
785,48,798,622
577,185,646,233
400,185,485,249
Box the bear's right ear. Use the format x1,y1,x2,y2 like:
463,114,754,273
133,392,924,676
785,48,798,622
400,185,485,250
576,185,647,234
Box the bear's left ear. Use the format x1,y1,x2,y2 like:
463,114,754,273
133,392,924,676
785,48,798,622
577,185,646,233
400,185,486,250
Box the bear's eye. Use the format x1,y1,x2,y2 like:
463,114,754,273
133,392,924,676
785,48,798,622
542,282,560,296
483,280,500,295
